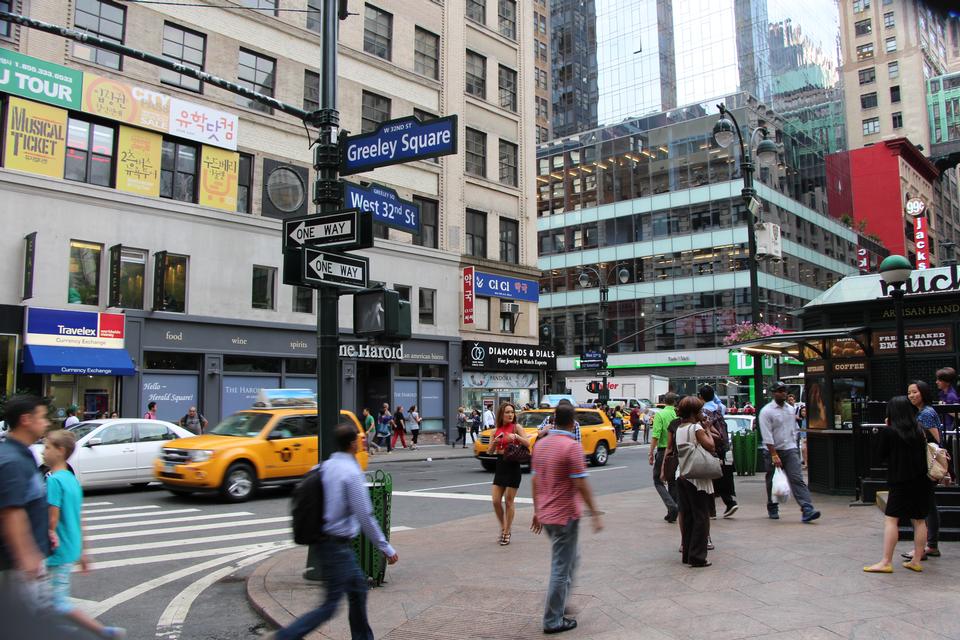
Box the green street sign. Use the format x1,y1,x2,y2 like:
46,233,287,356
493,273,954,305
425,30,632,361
0,49,83,110
728,350,775,376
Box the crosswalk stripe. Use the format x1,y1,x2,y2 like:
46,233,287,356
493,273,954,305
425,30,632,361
91,543,293,570
88,527,292,555
392,490,533,504
85,516,291,541
82,505,161,515
84,508,201,522
84,512,253,531
81,502,114,508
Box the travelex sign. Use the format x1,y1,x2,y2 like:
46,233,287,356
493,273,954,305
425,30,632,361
25,307,125,349
340,115,458,176
474,271,539,303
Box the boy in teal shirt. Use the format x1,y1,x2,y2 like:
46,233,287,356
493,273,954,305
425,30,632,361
43,430,126,639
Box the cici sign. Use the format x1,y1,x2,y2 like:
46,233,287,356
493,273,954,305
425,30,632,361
915,215,930,270
463,267,475,325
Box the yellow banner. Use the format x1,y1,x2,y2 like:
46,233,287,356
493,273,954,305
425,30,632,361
82,73,170,132
4,97,67,178
198,145,240,211
116,126,162,197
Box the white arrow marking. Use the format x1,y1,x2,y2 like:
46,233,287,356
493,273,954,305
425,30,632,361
288,221,305,244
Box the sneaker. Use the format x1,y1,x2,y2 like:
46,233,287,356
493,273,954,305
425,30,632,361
768,507,780,520
801,509,821,523
101,628,127,639
722,503,739,518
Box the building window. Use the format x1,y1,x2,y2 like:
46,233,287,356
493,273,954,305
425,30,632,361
160,140,198,202
853,0,871,12
856,43,874,60
890,85,900,103
474,297,490,330
395,285,411,302
498,65,517,112
854,19,872,36
0,0,11,38
361,91,391,133
303,70,320,111
888,61,899,78
536,96,549,118
885,37,896,52
537,125,549,143
419,288,435,325
117,248,146,310
892,111,903,129
64,118,115,187
412,196,438,248
538,12,547,34
860,92,878,109
363,4,392,60
293,286,313,313
252,266,276,310
237,153,253,213
466,209,487,258
537,40,547,63
536,68,548,90
862,117,880,136
465,50,486,99
68,240,102,305
306,0,321,33
157,253,188,313
466,0,485,24
465,128,486,177
498,0,517,40
73,0,125,69
499,218,518,263
884,11,894,29
858,67,876,84
414,27,439,79
160,23,205,92
240,0,278,13
499,306,515,333
499,140,518,186
237,49,275,113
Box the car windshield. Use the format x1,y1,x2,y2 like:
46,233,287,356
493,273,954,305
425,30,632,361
516,412,549,428
209,413,271,437
67,421,102,441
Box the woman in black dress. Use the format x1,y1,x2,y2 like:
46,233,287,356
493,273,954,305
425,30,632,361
864,396,929,573
487,402,530,546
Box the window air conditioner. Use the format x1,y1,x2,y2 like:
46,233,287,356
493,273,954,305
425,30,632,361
501,302,520,314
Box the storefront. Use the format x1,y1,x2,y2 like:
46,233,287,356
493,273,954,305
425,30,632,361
461,340,555,412
122,312,459,430
21,307,136,422
0,304,23,399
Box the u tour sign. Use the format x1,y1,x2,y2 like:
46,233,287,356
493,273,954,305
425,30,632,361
340,115,458,176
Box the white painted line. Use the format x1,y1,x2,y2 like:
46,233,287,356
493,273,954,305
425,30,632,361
410,480,492,492
87,545,281,618
588,465,628,473
391,525,414,532
81,502,114,508
154,544,293,640
91,543,293,570
68,597,100,612
84,508,201,522
89,528,292,554
85,516,291,541
83,505,160,515
84,511,253,531
393,490,533,504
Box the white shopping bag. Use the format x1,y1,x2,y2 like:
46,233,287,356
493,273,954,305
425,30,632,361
771,468,792,503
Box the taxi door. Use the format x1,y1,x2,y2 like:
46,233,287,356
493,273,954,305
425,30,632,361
264,415,318,478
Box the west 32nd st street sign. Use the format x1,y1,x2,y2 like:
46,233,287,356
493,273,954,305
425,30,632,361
340,115,457,176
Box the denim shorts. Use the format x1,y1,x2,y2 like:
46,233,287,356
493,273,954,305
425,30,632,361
45,563,75,614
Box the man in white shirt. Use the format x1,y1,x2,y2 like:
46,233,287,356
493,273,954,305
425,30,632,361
63,406,79,428
482,406,495,430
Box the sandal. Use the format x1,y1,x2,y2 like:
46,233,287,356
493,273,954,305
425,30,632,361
902,561,923,572
500,532,511,546
863,564,893,573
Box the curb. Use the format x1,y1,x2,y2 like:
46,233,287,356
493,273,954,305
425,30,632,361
246,549,295,633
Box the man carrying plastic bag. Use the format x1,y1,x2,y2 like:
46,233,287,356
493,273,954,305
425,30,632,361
759,382,821,523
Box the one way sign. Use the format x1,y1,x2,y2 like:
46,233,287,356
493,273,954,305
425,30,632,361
302,248,369,290
283,209,372,251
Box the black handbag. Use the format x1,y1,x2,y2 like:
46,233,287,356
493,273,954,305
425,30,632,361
503,442,531,464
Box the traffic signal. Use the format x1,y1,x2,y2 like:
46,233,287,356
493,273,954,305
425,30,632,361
354,287,411,339
586,381,600,394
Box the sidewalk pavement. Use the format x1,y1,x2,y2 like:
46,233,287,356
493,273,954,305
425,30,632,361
367,438,647,465
248,473,959,640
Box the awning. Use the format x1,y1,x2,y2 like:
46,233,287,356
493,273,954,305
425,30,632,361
728,327,869,360
23,345,136,376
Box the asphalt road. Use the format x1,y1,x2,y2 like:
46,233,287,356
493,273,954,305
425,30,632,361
58,441,656,639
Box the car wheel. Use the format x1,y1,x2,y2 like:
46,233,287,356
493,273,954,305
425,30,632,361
481,460,496,472
591,441,609,467
220,462,256,502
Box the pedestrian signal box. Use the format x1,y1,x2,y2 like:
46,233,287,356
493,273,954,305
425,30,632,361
354,287,411,339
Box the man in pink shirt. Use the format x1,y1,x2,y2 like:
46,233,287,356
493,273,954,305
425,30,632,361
531,404,602,634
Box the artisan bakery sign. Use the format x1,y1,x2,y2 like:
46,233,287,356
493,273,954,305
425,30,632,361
871,327,953,354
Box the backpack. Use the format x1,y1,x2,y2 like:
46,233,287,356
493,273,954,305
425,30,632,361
291,466,325,545
701,407,729,461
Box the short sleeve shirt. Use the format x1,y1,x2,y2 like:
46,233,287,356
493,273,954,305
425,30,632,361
46,470,84,567
651,405,677,448
0,439,49,569
531,430,588,525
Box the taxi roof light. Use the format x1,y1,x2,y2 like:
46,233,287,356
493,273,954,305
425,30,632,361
253,389,318,408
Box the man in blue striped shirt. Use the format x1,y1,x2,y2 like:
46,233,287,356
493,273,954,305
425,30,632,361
270,423,398,640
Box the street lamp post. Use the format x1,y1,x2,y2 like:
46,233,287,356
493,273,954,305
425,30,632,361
578,264,630,401
713,104,778,405
879,255,913,393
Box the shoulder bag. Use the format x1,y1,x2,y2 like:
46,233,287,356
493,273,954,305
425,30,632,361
927,441,950,482
677,424,723,480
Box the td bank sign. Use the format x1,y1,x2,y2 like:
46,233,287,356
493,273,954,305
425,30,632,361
728,351,775,376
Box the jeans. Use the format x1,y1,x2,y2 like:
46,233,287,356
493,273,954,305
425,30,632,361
631,423,640,442
543,518,580,630
764,448,814,513
276,540,373,640
677,479,711,566
653,448,678,516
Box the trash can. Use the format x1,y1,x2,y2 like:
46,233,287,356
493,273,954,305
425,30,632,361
732,430,758,476
352,468,393,586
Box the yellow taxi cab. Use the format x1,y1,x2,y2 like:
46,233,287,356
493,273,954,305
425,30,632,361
473,407,616,471
154,389,367,502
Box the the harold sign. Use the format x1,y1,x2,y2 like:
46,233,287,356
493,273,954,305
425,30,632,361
463,340,556,371
0,48,83,110
474,271,539,303
343,182,420,233
25,307,125,349
340,115,458,175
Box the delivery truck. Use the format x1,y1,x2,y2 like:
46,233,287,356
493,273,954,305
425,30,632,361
565,374,671,407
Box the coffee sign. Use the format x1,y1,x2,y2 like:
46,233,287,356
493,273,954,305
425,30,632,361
871,326,953,354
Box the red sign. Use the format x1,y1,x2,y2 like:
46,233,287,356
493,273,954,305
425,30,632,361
915,216,929,270
857,246,869,273
463,266,475,325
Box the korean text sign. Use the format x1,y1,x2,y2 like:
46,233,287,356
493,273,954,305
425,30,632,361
473,271,539,302
116,126,162,196
199,146,240,211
